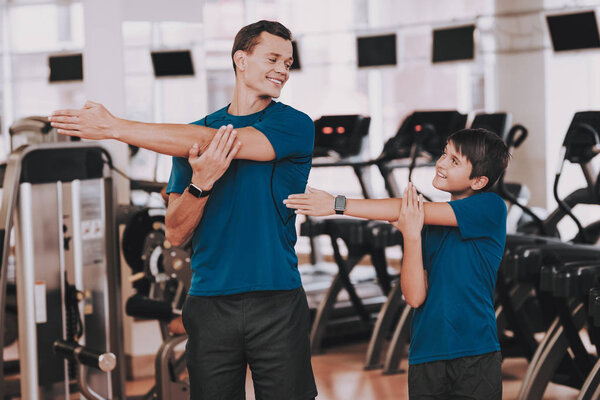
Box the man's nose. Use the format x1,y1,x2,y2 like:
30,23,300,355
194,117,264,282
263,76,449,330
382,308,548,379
274,61,288,75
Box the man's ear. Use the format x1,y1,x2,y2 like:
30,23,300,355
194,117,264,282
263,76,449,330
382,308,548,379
470,176,489,191
233,50,247,72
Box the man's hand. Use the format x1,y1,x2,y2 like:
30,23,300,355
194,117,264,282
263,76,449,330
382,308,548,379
283,186,335,216
49,101,119,140
391,182,424,240
189,125,241,190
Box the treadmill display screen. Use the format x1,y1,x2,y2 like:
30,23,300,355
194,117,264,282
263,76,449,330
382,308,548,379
384,111,468,159
470,113,510,140
357,34,397,68
432,25,475,63
48,54,83,82
151,50,195,77
313,115,370,158
546,11,600,52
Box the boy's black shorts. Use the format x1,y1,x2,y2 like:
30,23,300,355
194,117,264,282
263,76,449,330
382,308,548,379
408,351,502,400
182,287,318,400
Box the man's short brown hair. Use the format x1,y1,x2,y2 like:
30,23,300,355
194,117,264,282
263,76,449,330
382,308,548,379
231,20,292,73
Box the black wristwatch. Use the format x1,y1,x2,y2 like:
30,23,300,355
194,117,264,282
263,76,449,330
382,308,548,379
188,183,212,198
334,195,347,215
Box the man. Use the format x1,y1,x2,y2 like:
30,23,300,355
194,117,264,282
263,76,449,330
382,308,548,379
51,20,317,400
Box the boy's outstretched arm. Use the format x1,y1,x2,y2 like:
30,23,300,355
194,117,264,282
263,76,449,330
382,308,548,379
392,183,427,308
49,101,275,161
284,187,458,226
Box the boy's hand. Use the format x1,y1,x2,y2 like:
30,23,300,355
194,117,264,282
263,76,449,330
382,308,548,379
283,187,335,216
189,125,241,190
50,101,119,140
391,182,424,240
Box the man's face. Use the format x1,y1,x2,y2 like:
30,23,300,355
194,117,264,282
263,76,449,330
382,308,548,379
240,32,293,98
432,141,478,200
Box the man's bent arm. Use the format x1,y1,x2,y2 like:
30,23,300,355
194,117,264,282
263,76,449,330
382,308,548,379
165,192,207,246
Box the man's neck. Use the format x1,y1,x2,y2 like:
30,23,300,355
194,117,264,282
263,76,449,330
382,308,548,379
229,87,272,116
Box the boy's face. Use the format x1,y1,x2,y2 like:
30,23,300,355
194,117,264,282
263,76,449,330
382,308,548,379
238,32,293,99
433,141,486,200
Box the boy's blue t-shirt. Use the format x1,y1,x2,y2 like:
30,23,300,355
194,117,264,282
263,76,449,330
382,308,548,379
166,101,314,296
408,192,507,365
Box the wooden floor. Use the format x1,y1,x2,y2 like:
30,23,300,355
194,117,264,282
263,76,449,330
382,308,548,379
126,342,582,399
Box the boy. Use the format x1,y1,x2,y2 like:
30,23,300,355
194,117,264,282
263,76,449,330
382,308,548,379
284,128,510,399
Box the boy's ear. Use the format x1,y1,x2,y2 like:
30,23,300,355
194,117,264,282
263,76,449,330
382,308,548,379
470,176,489,191
233,50,247,72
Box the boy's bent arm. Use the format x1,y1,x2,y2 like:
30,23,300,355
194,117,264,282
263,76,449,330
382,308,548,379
401,238,428,308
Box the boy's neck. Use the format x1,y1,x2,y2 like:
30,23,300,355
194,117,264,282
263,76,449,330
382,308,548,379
450,189,477,201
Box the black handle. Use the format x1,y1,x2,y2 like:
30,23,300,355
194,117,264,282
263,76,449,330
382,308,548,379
506,124,528,149
125,294,176,321
53,340,116,372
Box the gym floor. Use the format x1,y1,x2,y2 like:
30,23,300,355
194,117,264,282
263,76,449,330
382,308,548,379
125,342,581,399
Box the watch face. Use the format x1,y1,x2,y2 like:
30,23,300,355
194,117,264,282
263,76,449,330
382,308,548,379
189,184,202,198
334,195,346,210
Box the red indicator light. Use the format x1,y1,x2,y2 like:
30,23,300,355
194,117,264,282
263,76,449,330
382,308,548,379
415,124,422,132
322,127,333,134
336,126,346,134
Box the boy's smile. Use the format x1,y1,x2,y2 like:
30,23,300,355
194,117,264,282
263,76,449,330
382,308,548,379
433,141,483,201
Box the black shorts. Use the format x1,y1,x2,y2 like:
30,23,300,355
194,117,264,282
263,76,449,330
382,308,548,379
408,351,502,400
182,287,318,400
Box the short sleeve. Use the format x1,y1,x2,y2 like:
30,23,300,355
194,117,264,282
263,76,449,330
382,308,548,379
253,106,314,161
166,156,192,194
448,192,507,240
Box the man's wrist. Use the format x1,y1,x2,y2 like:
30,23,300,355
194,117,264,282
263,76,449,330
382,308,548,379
403,235,422,243
191,178,213,191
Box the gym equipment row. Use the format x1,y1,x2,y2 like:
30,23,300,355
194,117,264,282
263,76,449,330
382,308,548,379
0,118,191,399
0,141,126,399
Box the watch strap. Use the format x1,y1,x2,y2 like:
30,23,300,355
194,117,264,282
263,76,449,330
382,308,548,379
188,183,212,198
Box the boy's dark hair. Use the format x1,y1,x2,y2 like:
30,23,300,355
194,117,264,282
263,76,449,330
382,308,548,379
231,20,292,73
447,128,511,191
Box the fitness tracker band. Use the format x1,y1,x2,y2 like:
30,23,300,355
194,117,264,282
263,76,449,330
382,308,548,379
188,183,212,198
334,195,347,215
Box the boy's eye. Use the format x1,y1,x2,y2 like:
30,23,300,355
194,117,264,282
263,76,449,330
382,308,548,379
452,159,458,165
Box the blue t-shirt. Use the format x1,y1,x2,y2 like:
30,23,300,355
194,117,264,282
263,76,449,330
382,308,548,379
408,192,507,365
166,101,314,296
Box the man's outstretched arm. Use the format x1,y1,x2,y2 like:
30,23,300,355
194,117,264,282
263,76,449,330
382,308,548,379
283,186,459,226
50,101,275,161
